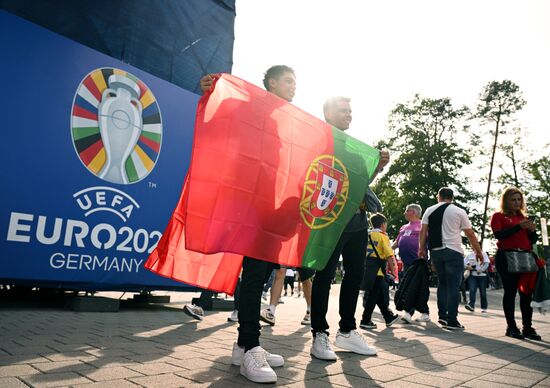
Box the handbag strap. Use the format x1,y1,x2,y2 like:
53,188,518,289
368,233,382,260
368,232,386,275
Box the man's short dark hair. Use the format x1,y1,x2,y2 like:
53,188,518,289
370,213,387,229
263,65,295,90
438,187,454,201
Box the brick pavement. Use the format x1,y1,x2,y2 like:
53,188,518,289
0,286,549,387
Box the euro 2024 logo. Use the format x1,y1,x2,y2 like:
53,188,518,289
71,68,162,185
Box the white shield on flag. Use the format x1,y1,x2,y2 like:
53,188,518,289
316,174,339,211
309,161,344,218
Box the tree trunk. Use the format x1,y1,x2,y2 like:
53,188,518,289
480,119,500,248
511,148,519,187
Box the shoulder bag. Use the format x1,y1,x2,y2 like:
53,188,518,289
504,250,538,273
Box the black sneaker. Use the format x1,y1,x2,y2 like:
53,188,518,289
437,319,448,327
385,314,401,327
505,326,524,339
445,321,465,330
359,320,378,330
464,305,474,312
522,327,542,341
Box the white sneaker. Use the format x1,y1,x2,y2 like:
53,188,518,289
334,330,377,356
401,312,413,324
301,311,311,325
311,332,337,361
240,346,277,383
415,313,431,322
227,310,239,322
232,343,284,367
183,304,204,321
260,308,275,326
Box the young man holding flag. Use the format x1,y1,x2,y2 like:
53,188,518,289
310,96,390,360
198,66,295,384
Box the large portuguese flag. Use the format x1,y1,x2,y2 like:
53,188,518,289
145,74,379,293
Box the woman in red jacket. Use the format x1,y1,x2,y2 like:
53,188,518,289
490,187,541,340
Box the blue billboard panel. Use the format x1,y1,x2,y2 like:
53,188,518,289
0,11,200,291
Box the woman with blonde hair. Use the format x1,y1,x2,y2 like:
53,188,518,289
490,187,541,340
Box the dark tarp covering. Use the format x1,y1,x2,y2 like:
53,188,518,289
0,0,235,94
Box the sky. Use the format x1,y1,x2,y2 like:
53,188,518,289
231,0,550,150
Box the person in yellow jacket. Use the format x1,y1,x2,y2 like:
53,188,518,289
360,213,401,329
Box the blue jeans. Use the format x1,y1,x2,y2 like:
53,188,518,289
431,248,463,323
468,275,487,310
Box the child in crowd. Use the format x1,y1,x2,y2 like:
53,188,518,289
360,213,400,329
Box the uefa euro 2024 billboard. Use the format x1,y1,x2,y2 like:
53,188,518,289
0,11,200,291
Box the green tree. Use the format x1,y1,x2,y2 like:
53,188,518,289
525,154,550,218
495,126,532,190
374,95,479,237
475,80,526,248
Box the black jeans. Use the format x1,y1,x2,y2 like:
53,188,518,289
311,229,368,335
284,276,295,293
495,250,533,329
237,256,275,351
362,275,394,323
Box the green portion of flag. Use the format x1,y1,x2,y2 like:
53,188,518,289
302,127,380,270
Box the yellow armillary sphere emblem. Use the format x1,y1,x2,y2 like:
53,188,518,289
300,154,349,229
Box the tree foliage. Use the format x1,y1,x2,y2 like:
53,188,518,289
476,80,526,126
475,80,526,247
496,127,529,188
373,95,479,237
525,154,550,217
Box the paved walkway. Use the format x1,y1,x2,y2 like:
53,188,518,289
1,285,549,387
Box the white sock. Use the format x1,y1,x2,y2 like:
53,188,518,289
269,304,276,314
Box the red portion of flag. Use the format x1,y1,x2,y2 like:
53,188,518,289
184,74,333,266
144,176,242,294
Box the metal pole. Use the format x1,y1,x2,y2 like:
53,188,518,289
540,217,549,261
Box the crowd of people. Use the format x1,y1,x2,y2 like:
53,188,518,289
181,65,544,384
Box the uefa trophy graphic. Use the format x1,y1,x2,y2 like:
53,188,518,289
97,74,143,184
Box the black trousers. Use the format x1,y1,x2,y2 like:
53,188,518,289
362,275,394,323
401,263,429,315
237,256,275,351
495,250,533,329
311,229,367,335
284,276,295,293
